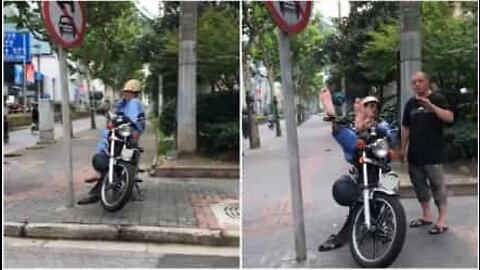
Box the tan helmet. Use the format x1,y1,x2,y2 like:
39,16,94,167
123,79,142,92
361,96,380,107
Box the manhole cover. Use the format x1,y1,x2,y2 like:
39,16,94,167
210,200,239,230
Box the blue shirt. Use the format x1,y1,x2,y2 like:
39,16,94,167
333,120,397,164
95,98,145,153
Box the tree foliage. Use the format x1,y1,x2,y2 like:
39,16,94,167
322,1,399,102
245,3,331,109
137,2,239,105
5,1,146,94
359,1,477,108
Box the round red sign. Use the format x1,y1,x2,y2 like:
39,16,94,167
42,1,86,48
265,1,312,34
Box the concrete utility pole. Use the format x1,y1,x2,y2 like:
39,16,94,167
400,1,421,122
177,1,197,154
85,62,96,129
247,94,260,148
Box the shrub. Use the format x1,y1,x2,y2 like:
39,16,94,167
444,120,478,161
158,91,239,152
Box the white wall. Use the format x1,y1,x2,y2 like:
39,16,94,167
33,53,105,105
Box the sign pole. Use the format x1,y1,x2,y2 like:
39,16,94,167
58,46,74,207
277,29,307,262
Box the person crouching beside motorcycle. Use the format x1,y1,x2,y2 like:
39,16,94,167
318,96,397,252
78,79,146,205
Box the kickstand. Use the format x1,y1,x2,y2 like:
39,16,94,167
131,179,145,201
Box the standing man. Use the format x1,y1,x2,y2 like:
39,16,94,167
400,71,454,234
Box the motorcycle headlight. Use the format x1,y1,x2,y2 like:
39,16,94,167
118,125,132,138
372,138,389,158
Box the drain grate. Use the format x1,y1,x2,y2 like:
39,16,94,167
223,202,240,220
210,200,239,229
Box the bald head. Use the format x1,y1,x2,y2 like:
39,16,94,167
411,71,431,97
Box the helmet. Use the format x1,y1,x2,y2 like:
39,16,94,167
332,92,345,106
332,175,360,206
123,79,142,92
361,96,380,107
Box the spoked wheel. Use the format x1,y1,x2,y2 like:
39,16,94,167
349,193,406,268
100,161,135,212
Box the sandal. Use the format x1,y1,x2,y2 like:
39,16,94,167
409,218,433,228
318,234,344,252
428,225,449,234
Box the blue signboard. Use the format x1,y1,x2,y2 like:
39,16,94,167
4,32,31,62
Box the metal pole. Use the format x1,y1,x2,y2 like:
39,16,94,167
277,29,307,261
23,33,27,110
338,0,347,116
37,47,41,100
58,47,74,207
158,74,163,114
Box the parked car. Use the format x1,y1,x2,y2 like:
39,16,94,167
8,103,27,113
95,102,111,114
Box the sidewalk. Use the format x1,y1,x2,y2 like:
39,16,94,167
4,116,107,156
3,120,239,246
390,162,478,197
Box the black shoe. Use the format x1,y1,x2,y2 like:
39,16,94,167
318,234,345,252
77,195,100,205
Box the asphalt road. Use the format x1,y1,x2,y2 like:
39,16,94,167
4,237,239,268
242,114,477,268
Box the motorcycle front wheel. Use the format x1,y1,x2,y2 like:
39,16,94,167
100,161,135,212
349,192,406,268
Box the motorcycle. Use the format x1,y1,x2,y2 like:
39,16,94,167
100,111,145,212
268,120,274,130
327,116,406,268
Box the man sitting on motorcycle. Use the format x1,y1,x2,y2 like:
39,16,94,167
78,79,146,205
318,95,397,251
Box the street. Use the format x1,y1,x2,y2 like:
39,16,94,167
4,237,239,268
242,114,477,268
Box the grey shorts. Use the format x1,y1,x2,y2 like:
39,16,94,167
408,163,447,206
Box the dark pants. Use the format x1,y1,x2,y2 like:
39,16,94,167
334,208,354,244
89,152,109,197
4,117,9,142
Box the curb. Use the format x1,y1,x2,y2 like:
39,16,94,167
150,166,239,179
4,222,238,247
400,181,478,198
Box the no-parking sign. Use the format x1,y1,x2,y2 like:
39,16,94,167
265,1,312,34
42,1,86,48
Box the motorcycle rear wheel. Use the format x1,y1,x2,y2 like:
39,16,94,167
349,192,406,268
100,161,135,212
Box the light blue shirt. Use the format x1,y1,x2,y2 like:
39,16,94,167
333,120,397,164
95,98,145,153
